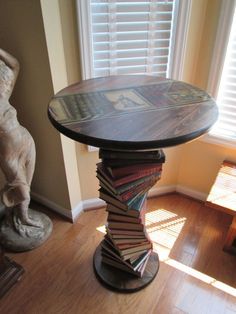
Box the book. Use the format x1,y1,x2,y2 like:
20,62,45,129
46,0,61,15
109,237,147,245
101,251,136,273
99,149,164,161
110,234,147,239
101,254,149,278
106,227,146,244
97,166,161,196
106,195,146,218
129,250,151,269
97,162,162,188
112,241,152,257
96,162,114,186
106,227,145,237
117,243,152,256
117,176,159,202
108,213,141,224
102,157,165,168
107,221,144,231
111,165,162,187
106,233,151,253
103,237,150,260
112,172,160,195
101,255,141,277
99,188,147,211
98,175,117,195
108,162,163,179
100,175,159,202
102,246,151,272
115,240,150,250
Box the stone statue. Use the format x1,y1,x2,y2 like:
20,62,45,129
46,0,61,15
0,48,52,251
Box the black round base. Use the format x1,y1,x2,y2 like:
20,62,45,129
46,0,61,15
93,243,160,293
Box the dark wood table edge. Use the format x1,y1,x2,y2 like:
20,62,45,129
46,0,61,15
48,110,215,150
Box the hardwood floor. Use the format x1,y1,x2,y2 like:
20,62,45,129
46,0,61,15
0,194,235,314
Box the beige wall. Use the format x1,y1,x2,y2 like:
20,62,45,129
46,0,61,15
0,0,71,209
0,0,233,214
179,140,236,195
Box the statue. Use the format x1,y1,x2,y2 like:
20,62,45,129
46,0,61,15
0,48,52,252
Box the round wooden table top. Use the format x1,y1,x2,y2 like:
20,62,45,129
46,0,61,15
48,75,218,150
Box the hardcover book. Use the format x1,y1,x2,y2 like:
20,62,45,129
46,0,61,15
99,148,164,160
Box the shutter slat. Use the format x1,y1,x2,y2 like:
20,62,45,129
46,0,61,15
91,1,174,5
94,48,169,59
91,3,173,14
94,57,168,68
212,6,236,140
92,21,172,33
93,30,171,43
92,12,172,24
93,39,170,51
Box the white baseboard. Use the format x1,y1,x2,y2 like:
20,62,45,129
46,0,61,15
31,191,73,221
31,185,208,223
31,192,104,222
148,185,176,198
71,202,84,221
176,185,207,201
82,198,105,211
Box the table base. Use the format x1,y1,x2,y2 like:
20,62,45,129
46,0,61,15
93,243,159,292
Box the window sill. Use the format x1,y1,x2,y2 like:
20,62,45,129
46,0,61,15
200,133,236,150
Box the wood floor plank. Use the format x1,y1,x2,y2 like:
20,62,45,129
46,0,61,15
0,194,235,314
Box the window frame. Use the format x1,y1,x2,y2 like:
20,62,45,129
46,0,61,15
76,0,192,81
202,0,236,148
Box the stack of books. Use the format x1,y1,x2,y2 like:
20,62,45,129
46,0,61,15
97,149,165,277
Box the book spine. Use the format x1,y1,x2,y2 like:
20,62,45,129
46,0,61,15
110,163,163,178
99,149,163,160
114,166,162,187
108,213,141,224
119,177,159,202
107,222,144,231
117,172,161,195
106,205,139,218
119,243,152,256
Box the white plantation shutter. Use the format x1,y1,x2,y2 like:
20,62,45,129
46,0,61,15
206,0,236,146
211,5,236,140
89,0,178,78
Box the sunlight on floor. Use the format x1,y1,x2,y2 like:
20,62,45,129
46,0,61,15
206,161,236,212
96,208,236,297
96,225,106,234
166,258,236,297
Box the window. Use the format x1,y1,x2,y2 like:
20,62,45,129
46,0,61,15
76,0,191,151
77,0,191,80
207,1,236,146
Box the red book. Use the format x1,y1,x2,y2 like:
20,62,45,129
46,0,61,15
118,177,159,202
113,165,162,187
97,162,162,188
108,162,163,179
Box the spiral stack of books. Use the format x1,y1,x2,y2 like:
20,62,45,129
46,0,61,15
97,149,165,277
